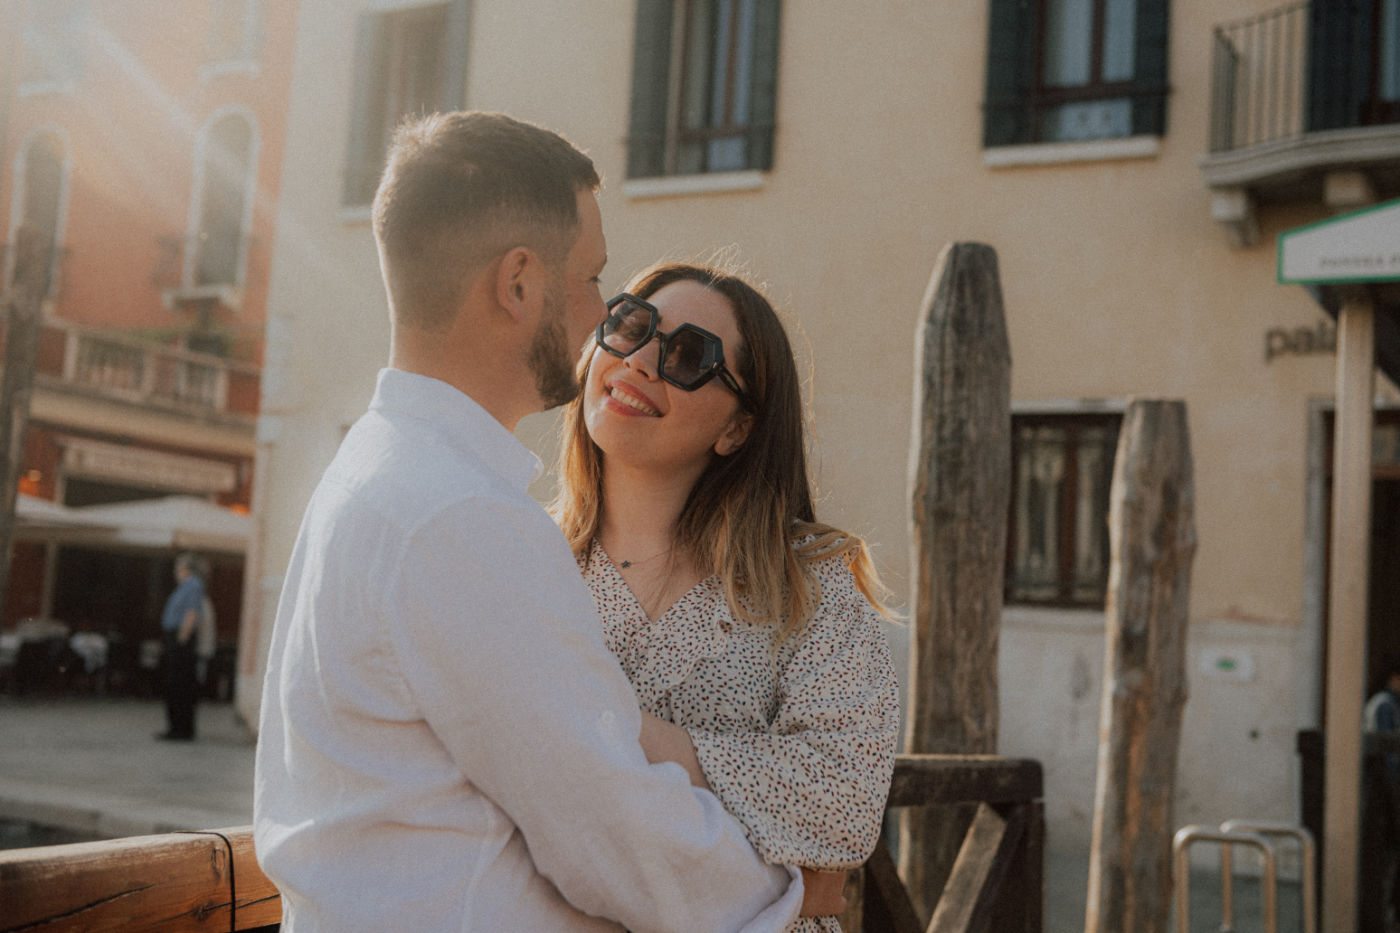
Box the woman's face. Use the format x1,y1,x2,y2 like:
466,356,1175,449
582,279,753,479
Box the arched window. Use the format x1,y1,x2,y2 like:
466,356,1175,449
8,130,68,295
189,113,254,288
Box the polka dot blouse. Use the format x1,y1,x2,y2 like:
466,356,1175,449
581,540,901,932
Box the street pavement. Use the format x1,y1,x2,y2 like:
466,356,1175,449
0,696,1301,931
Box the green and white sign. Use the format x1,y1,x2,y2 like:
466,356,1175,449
1277,197,1400,285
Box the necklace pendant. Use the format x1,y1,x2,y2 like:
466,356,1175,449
620,560,631,568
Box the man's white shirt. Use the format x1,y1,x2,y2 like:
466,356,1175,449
253,368,801,932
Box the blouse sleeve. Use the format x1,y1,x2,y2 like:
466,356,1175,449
687,557,901,869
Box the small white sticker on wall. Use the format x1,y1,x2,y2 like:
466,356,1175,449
1198,647,1257,683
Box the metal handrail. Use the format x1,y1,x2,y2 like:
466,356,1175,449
1219,820,1316,933
1172,826,1278,933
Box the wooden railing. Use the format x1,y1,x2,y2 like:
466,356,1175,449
0,755,1043,932
0,827,278,932
852,755,1044,933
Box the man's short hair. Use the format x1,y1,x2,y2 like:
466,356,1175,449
372,111,600,331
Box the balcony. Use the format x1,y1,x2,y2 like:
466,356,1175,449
1201,1,1400,245
2,315,260,423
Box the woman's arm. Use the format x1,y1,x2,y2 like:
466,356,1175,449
639,711,852,920
685,558,901,871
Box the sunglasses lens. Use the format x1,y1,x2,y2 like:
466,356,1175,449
601,300,652,354
662,329,711,387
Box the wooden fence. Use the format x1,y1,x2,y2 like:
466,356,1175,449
0,755,1042,933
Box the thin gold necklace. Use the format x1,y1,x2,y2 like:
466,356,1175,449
616,544,673,569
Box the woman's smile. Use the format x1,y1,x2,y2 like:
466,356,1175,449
605,380,661,417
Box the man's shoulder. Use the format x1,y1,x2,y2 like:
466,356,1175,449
318,410,540,535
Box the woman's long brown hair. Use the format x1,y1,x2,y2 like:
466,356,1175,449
551,260,890,639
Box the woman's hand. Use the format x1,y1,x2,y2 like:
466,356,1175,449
638,711,709,790
798,868,850,917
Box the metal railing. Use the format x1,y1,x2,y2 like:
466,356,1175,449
1209,2,1310,153
1,315,261,419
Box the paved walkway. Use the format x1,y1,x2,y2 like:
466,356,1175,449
1,696,1305,931
0,696,255,839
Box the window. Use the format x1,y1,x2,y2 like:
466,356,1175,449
6,131,68,297
204,0,261,68
1005,413,1121,606
189,113,255,288
20,0,86,92
342,1,471,207
626,0,781,179
1308,0,1400,130
983,0,1168,147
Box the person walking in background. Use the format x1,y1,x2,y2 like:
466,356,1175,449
157,551,206,741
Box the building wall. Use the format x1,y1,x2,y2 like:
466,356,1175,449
1,0,297,360
247,0,1400,852
0,0,298,645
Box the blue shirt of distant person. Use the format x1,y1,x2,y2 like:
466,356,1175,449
162,571,205,635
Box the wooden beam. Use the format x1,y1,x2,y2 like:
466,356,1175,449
862,832,925,933
886,755,1042,809
926,802,1027,933
1086,399,1196,933
1322,297,1375,933
900,241,1012,919
0,826,280,931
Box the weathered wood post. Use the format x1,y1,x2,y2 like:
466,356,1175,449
0,225,51,614
898,242,1011,923
1085,399,1195,933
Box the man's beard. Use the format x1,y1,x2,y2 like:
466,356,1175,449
528,283,581,410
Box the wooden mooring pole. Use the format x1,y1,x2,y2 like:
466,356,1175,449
0,225,51,615
1085,399,1195,933
898,242,1011,923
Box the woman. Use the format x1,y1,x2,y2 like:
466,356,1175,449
552,261,900,931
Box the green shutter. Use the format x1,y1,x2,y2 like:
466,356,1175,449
983,0,1035,147
627,0,675,178
342,11,383,206
1307,0,1371,132
746,0,781,171
440,0,472,111
1132,0,1169,135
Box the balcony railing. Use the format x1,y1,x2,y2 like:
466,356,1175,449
1209,2,1310,153
1209,1,1400,156
2,315,260,420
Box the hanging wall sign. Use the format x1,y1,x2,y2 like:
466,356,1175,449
1277,197,1400,285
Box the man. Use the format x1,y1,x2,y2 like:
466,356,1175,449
254,112,831,931
158,551,205,741
1362,663,1400,931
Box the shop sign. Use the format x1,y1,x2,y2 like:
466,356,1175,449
1278,198,1400,285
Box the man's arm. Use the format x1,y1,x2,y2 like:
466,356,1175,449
176,583,204,644
389,501,801,933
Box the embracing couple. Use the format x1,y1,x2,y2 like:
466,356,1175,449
253,111,899,932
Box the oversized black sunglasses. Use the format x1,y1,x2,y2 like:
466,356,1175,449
596,293,756,412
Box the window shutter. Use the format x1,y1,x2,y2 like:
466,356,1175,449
1132,0,1170,135
983,0,1035,147
626,0,674,178
746,0,781,171
440,0,472,111
343,11,384,206
1306,0,1371,132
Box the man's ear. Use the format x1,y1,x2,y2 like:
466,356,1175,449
714,411,754,457
494,246,545,324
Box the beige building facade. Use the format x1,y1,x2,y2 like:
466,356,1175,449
245,0,1400,862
